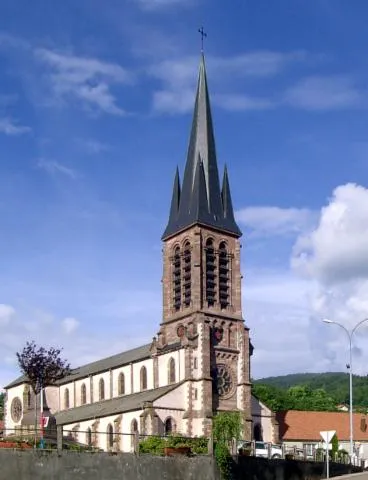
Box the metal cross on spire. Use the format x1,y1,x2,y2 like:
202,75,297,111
198,26,207,52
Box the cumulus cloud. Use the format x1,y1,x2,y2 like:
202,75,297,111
292,183,368,285
237,206,317,237
34,49,132,115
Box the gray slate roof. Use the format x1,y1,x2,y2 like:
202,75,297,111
4,343,151,390
162,54,242,240
55,383,182,425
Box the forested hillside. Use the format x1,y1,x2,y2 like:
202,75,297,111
253,372,368,411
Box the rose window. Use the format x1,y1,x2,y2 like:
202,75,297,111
215,364,233,397
11,397,23,423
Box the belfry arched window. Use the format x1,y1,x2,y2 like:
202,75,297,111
99,378,105,401
64,388,70,409
118,372,125,395
206,238,216,306
218,241,229,309
140,366,147,391
183,241,191,307
81,383,87,405
172,246,181,311
168,357,176,384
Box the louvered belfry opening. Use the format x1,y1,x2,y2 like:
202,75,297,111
206,238,216,306
183,241,192,306
173,246,181,311
219,241,229,309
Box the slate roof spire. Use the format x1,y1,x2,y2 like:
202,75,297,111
162,54,242,240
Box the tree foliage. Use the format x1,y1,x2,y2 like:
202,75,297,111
254,372,368,408
252,383,337,411
16,341,71,393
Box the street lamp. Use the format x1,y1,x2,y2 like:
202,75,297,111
322,317,368,461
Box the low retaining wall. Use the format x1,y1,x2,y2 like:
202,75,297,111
0,450,362,480
0,450,219,480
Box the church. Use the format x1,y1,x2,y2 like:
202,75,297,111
4,54,278,451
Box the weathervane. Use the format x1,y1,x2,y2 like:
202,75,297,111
198,26,207,52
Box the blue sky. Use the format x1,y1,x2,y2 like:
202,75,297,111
3,0,368,388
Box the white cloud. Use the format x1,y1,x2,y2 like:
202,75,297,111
34,49,132,115
214,94,275,111
0,118,31,135
76,139,111,155
136,0,194,10
0,304,15,326
236,206,317,237
284,75,364,111
292,183,368,285
149,51,306,114
37,158,77,179
62,317,79,335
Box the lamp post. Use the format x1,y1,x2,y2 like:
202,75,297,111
322,317,368,461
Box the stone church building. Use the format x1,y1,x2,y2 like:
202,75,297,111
4,54,278,451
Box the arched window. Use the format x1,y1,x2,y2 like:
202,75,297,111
183,241,191,307
140,366,147,391
86,427,92,446
64,388,70,409
164,417,175,435
27,389,31,409
107,423,114,449
118,372,125,395
168,358,176,384
205,238,216,307
218,241,229,309
99,378,105,401
131,419,138,450
172,246,181,311
81,383,87,405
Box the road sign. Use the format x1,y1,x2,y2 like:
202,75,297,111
320,430,336,444
319,443,332,450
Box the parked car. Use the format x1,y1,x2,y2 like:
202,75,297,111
238,441,283,459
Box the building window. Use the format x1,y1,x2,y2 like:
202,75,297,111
172,246,181,311
140,366,147,391
86,427,92,446
205,238,216,306
81,383,87,405
183,241,191,307
118,373,125,395
99,378,105,401
107,423,114,449
193,357,198,369
194,388,198,400
164,417,175,435
131,419,138,450
168,358,176,384
218,241,229,309
64,388,70,409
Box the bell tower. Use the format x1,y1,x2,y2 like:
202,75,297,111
157,54,252,438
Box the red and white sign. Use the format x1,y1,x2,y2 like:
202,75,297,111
40,416,49,428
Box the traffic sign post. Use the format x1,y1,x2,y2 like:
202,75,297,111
320,431,336,479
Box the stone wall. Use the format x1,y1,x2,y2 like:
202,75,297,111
0,450,362,480
0,450,219,480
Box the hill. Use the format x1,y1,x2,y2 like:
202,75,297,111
253,372,368,411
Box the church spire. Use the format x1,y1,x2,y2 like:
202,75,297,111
162,54,241,240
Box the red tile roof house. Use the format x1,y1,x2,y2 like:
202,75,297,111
276,411,368,462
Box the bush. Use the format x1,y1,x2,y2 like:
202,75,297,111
138,434,208,456
214,442,232,479
139,436,165,455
